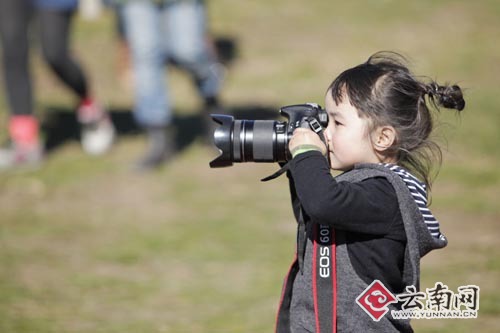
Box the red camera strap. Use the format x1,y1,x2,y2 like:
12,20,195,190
313,223,337,333
275,222,337,333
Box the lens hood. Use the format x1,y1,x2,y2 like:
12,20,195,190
209,114,234,167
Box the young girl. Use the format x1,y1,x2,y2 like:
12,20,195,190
275,52,465,333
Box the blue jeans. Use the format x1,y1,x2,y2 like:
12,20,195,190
121,0,221,127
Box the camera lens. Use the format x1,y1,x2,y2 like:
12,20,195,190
209,104,327,168
210,115,288,167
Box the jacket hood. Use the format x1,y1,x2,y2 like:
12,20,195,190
381,163,447,243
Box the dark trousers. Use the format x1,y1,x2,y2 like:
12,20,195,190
0,0,88,116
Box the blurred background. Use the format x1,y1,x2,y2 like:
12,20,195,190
0,0,498,332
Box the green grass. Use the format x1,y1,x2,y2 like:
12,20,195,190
1,1,499,332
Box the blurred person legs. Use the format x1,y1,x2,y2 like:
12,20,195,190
0,0,42,168
168,0,226,143
162,0,224,125
0,0,114,170
37,7,115,155
121,1,173,171
121,0,223,171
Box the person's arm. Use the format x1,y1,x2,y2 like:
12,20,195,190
285,169,302,223
288,151,399,235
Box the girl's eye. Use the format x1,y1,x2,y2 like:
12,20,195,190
334,120,342,126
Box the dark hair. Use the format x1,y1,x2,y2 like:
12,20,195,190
328,51,465,188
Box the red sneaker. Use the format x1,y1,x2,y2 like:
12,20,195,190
0,115,43,169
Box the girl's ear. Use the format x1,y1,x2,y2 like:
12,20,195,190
372,126,396,152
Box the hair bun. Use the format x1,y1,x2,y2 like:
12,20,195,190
427,83,465,111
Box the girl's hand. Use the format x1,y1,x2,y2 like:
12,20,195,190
289,128,327,157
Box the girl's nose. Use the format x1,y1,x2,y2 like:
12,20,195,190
324,129,333,145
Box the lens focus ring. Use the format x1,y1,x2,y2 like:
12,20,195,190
252,121,275,162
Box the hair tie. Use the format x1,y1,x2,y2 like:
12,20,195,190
426,83,440,97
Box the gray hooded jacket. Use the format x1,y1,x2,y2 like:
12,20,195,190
276,163,447,333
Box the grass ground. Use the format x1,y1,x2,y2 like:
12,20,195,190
0,1,499,332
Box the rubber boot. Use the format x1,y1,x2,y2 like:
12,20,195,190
133,126,176,171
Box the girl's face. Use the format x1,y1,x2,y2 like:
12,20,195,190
324,89,380,171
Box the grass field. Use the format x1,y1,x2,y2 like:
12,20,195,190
0,1,499,332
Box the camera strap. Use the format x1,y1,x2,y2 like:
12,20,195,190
312,223,337,333
276,203,338,333
261,163,290,182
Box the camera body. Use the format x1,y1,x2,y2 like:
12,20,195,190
210,103,328,168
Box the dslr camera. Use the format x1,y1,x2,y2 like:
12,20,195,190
209,103,328,168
